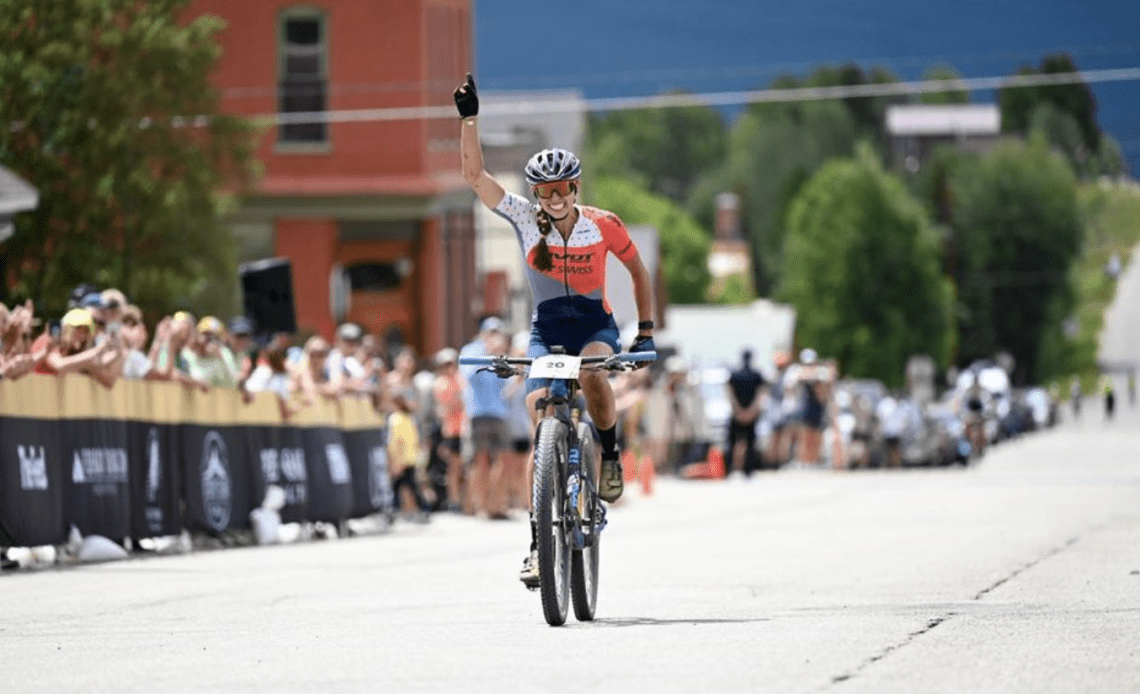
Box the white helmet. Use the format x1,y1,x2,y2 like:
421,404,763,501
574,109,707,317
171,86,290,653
524,148,582,185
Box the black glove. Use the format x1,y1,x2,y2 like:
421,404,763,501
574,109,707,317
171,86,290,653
628,334,655,369
453,72,479,119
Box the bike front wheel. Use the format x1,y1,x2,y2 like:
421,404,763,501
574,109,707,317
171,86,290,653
534,417,570,626
571,422,600,621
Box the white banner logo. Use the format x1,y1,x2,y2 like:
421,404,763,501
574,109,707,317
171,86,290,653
201,431,232,531
324,443,351,485
17,445,48,491
71,448,128,496
260,447,307,505
368,446,391,510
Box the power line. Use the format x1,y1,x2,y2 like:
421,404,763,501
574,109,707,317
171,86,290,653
259,66,1140,127
221,42,1140,98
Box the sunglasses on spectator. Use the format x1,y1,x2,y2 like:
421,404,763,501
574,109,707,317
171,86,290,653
532,180,578,199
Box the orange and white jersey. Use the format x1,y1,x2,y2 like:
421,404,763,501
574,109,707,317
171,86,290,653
494,191,638,325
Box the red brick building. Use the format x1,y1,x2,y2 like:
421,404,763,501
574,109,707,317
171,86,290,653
190,0,477,355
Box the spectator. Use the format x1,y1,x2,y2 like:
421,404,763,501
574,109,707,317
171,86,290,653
725,349,765,477
387,391,430,522
119,304,160,381
245,340,298,419
295,336,338,403
100,288,128,336
226,316,257,383
791,348,832,466
35,308,117,386
1101,373,1115,420
328,322,370,395
459,318,511,518
386,345,420,411
180,316,240,389
356,333,389,408
0,302,47,380
152,312,209,390
502,331,533,510
764,351,795,468
430,347,465,512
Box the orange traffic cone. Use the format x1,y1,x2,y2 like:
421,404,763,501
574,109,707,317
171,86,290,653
621,450,637,482
639,454,655,495
707,446,726,479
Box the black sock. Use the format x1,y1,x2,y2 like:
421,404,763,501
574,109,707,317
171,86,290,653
598,426,617,459
529,519,537,551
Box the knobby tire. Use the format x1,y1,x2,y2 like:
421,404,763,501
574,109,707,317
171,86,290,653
570,422,600,621
534,417,570,626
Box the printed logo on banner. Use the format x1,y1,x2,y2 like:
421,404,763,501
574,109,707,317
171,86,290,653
324,443,352,485
368,446,390,509
146,428,163,531
17,445,48,491
259,447,307,504
72,448,128,496
200,431,232,531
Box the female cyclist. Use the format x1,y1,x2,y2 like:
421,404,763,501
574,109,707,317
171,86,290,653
454,73,656,583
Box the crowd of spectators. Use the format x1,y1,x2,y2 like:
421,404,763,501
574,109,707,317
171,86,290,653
1,286,567,524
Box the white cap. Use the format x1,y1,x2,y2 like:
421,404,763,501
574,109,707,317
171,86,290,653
800,347,818,365
480,316,505,333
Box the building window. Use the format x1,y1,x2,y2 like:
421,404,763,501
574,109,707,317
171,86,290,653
346,260,413,292
278,11,327,144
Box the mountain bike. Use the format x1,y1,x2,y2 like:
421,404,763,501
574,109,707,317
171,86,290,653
461,347,656,626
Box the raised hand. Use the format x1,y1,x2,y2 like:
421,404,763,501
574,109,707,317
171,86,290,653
453,72,478,118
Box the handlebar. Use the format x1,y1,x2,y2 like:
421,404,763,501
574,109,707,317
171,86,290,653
459,351,657,377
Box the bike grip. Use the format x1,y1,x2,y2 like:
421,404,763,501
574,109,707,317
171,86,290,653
618,351,657,363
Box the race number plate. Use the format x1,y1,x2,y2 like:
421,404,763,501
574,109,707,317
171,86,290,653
529,354,582,379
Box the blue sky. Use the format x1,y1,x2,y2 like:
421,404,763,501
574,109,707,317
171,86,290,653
475,0,1140,169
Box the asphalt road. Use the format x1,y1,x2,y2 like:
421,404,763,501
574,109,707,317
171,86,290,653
3,402,1139,694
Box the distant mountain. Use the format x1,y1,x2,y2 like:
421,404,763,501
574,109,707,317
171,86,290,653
475,0,1139,171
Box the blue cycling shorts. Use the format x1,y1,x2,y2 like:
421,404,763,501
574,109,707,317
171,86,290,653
525,314,620,394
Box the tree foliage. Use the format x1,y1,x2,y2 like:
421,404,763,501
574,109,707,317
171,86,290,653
779,146,954,387
589,176,711,304
998,54,1105,167
588,97,727,203
0,0,258,318
946,139,1083,384
919,64,970,105
689,97,861,296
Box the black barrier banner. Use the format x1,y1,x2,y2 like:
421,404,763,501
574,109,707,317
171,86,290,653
301,426,354,523
246,424,310,524
342,428,392,519
127,421,182,538
63,418,132,540
0,416,66,547
181,425,254,533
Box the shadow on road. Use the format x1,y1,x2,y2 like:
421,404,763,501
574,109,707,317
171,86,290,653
581,616,770,628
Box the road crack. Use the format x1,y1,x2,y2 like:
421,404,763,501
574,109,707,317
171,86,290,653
825,534,1082,689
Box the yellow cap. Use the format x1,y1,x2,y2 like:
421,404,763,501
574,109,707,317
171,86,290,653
197,316,224,335
61,308,94,330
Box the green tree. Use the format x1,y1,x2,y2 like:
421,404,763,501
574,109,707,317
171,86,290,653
689,96,861,295
778,146,954,386
949,138,1083,383
0,0,258,318
999,54,1100,157
588,95,727,203
919,64,970,105
589,176,711,304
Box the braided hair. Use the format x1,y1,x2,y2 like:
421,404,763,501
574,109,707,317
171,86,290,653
533,209,555,271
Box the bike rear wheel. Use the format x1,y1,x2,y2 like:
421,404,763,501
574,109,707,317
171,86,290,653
534,417,570,626
571,422,600,621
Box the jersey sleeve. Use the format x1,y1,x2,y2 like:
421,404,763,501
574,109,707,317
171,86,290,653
493,191,535,229
599,210,638,262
